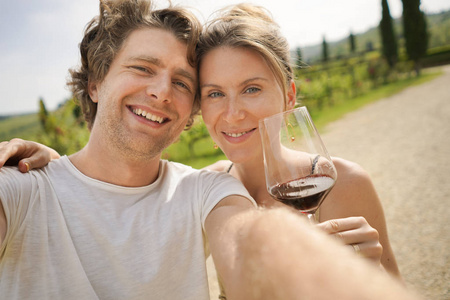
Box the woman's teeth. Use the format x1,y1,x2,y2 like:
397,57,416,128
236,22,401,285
225,130,252,138
132,108,165,123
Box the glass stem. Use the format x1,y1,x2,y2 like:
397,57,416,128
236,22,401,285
306,213,316,224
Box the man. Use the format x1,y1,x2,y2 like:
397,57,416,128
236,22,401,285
0,1,420,299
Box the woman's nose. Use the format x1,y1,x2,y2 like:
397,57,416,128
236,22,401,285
222,97,245,123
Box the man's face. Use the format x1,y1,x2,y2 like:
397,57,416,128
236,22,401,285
89,28,197,160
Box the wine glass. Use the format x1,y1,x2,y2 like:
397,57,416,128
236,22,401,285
259,106,337,222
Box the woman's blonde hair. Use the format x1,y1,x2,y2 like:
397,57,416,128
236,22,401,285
197,3,294,102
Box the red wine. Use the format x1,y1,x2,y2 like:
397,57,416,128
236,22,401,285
269,175,335,213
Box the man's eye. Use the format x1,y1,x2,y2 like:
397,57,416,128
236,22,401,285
131,66,152,74
174,81,190,91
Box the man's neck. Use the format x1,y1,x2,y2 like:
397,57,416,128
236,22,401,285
69,143,161,187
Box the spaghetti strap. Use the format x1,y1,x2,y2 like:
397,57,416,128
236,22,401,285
311,155,320,174
226,162,234,173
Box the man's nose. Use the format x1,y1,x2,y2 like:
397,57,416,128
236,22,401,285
146,74,171,103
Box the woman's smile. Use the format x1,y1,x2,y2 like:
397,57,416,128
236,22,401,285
222,128,256,142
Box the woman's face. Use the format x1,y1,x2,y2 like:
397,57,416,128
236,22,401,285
200,46,295,163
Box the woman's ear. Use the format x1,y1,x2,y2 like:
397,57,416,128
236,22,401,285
286,79,297,110
88,80,99,103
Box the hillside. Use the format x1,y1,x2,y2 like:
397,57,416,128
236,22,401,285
300,10,450,63
0,113,41,141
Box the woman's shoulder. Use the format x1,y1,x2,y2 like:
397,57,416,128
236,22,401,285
202,160,233,172
331,156,370,181
320,156,380,219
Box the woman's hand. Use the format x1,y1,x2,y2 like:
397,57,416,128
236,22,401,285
0,138,60,172
317,216,383,265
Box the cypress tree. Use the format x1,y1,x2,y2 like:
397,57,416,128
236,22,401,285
349,31,356,54
38,98,49,130
295,47,303,68
401,0,429,75
322,36,329,63
379,0,398,68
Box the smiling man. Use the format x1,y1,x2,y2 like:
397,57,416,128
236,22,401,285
0,1,422,300
0,1,238,299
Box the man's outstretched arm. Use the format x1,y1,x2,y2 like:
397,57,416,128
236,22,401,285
0,201,6,247
205,197,421,300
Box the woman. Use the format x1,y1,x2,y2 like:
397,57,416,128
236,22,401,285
0,2,400,284
198,3,400,275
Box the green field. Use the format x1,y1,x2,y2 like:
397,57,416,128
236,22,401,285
0,114,42,141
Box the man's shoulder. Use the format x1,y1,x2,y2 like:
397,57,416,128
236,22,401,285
163,160,198,174
0,166,35,182
161,160,239,185
202,160,232,172
0,157,71,188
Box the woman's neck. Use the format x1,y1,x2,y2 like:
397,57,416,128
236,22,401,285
230,155,274,206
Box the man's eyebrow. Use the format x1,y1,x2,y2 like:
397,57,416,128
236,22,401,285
175,68,196,87
128,55,161,65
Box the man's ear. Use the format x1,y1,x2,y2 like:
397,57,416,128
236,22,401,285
88,80,99,103
286,79,297,110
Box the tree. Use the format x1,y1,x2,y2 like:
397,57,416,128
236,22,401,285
401,0,429,75
322,36,329,63
379,0,398,68
177,118,210,159
295,47,303,68
38,98,49,129
349,31,356,54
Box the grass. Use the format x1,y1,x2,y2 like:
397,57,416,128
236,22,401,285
0,113,42,141
309,70,442,131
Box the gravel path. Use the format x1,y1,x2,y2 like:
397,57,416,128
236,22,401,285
207,65,450,300
321,65,450,300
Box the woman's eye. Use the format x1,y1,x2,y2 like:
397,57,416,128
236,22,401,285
208,91,224,98
245,87,261,94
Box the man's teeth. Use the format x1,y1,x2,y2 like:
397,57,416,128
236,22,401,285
225,130,252,138
133,108,165,123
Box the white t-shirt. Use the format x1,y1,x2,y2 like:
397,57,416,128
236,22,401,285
0,156,254,300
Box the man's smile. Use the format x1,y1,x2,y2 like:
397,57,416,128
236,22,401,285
131,107,169,124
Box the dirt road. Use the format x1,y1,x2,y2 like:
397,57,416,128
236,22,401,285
207,65,450,300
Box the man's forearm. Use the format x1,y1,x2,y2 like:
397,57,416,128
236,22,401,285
224,208,420,300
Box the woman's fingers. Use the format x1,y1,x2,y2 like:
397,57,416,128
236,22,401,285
0,139,59,172
0,139,24,167
347,241,383,262
317,216,367,235
317,217,383,262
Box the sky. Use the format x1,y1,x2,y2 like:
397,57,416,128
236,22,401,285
1,0,449,116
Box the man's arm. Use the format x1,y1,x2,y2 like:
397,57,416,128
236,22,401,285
205,196,421,300
0,201,6,246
